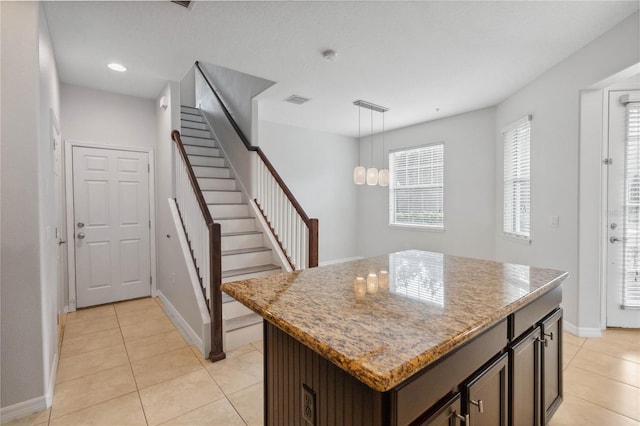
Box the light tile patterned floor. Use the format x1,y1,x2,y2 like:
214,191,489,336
3,298,639,425
3,297,263,426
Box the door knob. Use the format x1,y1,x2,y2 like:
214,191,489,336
77,232,85,240
77,222,85,228
610,236,623,243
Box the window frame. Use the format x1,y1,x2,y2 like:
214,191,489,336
388,142,445,230
502,115,532,242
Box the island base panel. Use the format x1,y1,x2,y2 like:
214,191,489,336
264,321,387,426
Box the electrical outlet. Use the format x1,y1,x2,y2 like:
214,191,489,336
302,384,316,425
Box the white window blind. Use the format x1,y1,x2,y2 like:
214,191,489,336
389,143,444,227
623,100,640,309
503,116,531,239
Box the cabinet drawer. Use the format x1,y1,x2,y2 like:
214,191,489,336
393,320,508,426
414,393,463,426
511,286,562,339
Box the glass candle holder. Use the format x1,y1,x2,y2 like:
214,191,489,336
354,277,366,299
378,270,389,290
367,273,379,294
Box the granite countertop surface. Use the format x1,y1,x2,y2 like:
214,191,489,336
221,249,568,392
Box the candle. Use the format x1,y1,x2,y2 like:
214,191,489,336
367,273,379,294
379,270,389,290
354,277,366,299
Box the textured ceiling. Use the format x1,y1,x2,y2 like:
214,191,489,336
43,1,639,136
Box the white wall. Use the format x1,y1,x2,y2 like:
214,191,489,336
1,1,60,414
356,107,497,260
495,12,640,333
180,65,195,107
258,121,360,263
37,4,62,406
199,62,275,143
155,82,207,344
61,84,157,149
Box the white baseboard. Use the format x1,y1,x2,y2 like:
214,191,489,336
319,256,364,266
45,352,59,407
563,320,602,337
157,290,203,352
0,395,47,423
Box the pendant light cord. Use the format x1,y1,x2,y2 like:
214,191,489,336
382,111,385,169
370,107,374,167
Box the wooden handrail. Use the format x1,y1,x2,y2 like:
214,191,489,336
172,130,225,362
172,130,214,225
194,62,311,224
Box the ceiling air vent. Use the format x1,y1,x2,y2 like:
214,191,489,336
284,95,310,105
171,1,194,9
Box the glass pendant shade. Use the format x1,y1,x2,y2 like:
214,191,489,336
378,169,389,186
354,166,366,185
366,167,378,185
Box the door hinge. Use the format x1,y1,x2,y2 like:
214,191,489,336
149,220,151,229
603,158,613,165
150,276,152,285
148,163,150,173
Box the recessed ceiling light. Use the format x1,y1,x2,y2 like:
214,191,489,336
108,63,127,72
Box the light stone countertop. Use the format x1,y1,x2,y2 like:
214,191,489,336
221,249,568,392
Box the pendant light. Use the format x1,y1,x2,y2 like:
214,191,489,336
353,100,389,186
378,111,389,186
366,107,378,185
353,106,366,185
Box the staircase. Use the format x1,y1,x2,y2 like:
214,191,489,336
179,105,281,351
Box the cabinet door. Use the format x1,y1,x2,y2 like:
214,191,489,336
416,393,465,426
541,308,563,423
465,353,509,426
511,327,541,426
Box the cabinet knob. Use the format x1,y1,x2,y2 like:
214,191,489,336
470,398,484,413
453,412,470,424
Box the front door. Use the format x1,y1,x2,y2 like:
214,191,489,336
72,146,151,308
606,89,640,328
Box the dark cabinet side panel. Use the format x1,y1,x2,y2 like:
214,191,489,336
542,308,563,423
265,321,385,426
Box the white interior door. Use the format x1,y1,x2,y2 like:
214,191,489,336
606,89,640,328
72,146,151,308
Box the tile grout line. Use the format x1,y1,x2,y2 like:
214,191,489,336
114,302,151,426
569,363,640,389
564,390,640,423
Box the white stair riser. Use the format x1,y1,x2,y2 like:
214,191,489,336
217,218,255,233
223,300,254,320
224,322,263,352
181,120,207,130
188,156,225,167
184,145,219,156
221,233,263,251
182,128,211,138
203,191,242,204
208,204,248,218
197,178,236,191
193,166,230,178
180,112,202,122
181,105,199,112
222,267,281,284
181,136,214,147
223,250,272,271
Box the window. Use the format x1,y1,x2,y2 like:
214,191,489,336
503,115,531,239
389,143,444,228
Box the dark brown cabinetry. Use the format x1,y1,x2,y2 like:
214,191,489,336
264,286,563,426
415,393,464,426
465,353,509,426
511,305,563,426
541,309,563,422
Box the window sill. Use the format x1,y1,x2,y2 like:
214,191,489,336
389,224,446,233
502,234,531,245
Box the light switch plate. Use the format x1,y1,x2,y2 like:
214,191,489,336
550,216,560,227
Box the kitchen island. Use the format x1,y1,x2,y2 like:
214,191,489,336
221,250,568,425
